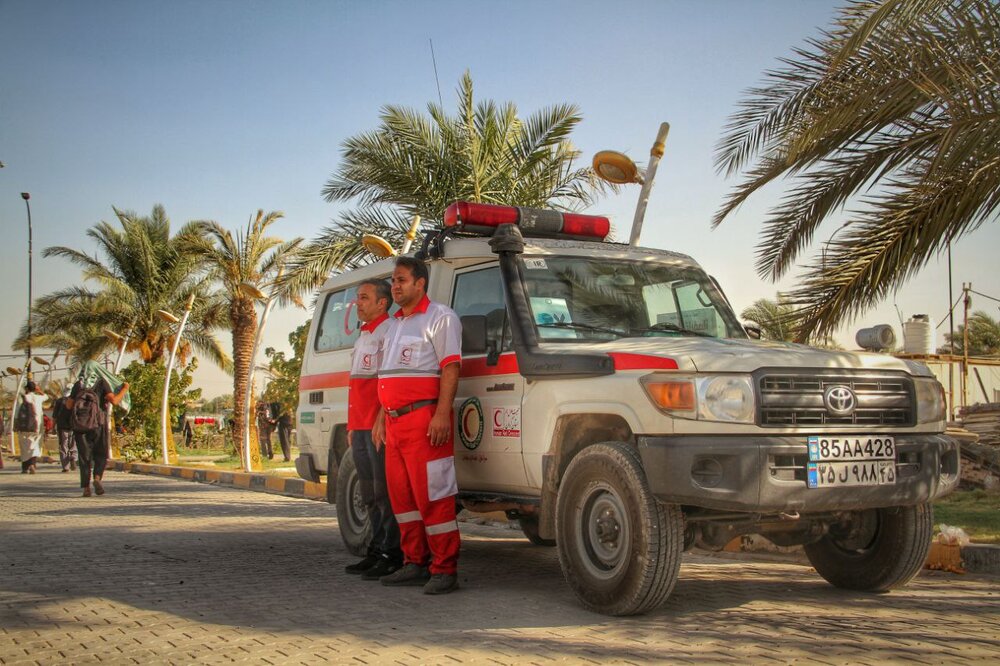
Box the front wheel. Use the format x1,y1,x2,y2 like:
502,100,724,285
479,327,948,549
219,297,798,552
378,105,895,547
335,451,371,556
556,442,683,616
805,503,933,592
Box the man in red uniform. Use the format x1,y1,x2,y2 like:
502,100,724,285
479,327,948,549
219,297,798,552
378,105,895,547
344,278,403,580
374,256,462,595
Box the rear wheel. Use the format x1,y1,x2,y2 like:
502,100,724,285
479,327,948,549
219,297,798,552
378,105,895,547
805,503,933,592
556,442,683,616
335,451,371,556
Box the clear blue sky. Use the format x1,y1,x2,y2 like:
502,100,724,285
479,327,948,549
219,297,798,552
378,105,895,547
2,0,997,397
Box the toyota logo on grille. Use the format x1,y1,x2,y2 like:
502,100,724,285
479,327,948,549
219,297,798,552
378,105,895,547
824,386,857,415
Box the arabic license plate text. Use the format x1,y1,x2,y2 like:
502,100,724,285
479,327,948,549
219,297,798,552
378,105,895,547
807,460,896,488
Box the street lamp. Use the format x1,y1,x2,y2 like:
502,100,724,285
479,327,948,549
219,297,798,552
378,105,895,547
104,327,135,374
158,295,195,464
592,122,671,246
821,221,852,271
239,274,281,473
21,193,32,379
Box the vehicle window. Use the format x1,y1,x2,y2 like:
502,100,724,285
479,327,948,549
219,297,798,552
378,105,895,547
452,265,512,353
314,286,360,352
521,256,745,341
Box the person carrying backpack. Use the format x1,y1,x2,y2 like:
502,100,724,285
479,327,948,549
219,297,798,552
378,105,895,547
68,372,129,497
16,380,47,474
52,390,77,472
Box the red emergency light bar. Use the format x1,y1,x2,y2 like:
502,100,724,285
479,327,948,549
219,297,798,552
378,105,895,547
443,201,610,241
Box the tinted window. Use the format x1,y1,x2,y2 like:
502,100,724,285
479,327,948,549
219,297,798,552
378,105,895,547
452,265,511,353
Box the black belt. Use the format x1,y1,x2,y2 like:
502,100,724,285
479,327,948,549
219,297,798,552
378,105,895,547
386,400,438,418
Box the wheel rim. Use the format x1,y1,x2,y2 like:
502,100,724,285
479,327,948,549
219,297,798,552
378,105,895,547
828,509,880,554
574,482,630,580
347,472,368,531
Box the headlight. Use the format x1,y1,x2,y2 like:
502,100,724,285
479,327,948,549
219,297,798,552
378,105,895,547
914,377,946,424
641,374,755,424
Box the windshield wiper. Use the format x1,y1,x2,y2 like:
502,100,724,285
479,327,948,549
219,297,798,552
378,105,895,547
631,322,712,337
537,322,626,336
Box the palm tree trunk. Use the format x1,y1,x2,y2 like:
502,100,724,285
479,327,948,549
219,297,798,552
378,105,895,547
231,297,262,471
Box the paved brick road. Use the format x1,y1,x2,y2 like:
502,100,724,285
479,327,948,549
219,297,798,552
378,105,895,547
2,466,998,665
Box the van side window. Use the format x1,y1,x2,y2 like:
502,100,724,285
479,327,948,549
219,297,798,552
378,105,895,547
452,266,512,353
314,286,360,352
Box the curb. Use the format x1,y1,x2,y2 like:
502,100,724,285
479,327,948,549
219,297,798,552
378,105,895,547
107,460,327,502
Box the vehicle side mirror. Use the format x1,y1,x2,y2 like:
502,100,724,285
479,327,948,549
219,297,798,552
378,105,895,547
460,315,488,354
744,324,762,340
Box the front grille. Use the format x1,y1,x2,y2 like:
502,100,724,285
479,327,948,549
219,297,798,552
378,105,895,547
757,370,914,427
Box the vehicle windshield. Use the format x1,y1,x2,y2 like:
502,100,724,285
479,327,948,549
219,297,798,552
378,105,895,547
520,255,746,342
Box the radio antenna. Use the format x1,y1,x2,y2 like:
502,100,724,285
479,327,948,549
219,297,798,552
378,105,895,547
429,39,444,109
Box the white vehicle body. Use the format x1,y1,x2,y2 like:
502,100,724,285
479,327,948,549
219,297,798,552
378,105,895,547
295,204,959,615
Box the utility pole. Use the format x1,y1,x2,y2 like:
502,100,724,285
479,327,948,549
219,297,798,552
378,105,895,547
961,283,971,414
947,241,955,419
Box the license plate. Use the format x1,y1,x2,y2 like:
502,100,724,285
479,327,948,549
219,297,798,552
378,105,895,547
807,436,895,462
808,460,896,488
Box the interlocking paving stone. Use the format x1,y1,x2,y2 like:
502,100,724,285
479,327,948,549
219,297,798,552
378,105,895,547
2,464,999,664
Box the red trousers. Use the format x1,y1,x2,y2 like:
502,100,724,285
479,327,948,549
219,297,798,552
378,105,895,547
384,405,460,575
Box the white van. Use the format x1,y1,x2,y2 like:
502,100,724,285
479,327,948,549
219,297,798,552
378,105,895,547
295,201,959,615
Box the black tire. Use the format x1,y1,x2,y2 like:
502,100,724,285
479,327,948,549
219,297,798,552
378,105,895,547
519,516,556,547
555,442,683,616
335,450,371,557
325,445,337,504
804,502,933,592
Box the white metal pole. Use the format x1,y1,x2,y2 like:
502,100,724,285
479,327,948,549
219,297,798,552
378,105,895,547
242,283,279,473
112,325,134,374
160,296,194,464
8,371,27,455
628,122,670,247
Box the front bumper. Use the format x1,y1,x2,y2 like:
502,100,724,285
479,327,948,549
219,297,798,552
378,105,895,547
637,434,960,512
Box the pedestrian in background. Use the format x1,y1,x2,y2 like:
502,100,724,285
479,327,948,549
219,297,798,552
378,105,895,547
69,373,129,497
275,403,292,462
16,381,47,474
256,401,276,459
52,390,77,472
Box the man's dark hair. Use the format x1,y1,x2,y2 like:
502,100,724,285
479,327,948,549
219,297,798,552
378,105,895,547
359,278,391,306
25,380,37,392
395,256,429,289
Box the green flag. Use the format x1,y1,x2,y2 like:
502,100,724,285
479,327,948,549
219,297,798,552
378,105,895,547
77,360,131,413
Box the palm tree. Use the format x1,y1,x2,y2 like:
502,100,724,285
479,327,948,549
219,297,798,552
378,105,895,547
20,205,230,369
740,298,797,342
714,0,1000,341
942,311,1000,356
280,71,613,297
186,210,300,469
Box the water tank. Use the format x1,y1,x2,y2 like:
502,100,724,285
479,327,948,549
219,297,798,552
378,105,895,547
855,325,896,352
902,314,935,355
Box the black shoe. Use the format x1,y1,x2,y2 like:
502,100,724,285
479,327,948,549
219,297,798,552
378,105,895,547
380,563,430,586
423,573,459,595
344,555,379,574
361,558,402,581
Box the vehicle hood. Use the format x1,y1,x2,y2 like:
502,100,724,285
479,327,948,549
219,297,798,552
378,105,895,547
542,337,923,375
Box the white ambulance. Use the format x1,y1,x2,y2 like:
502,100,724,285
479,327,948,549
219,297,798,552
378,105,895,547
295,200,959,616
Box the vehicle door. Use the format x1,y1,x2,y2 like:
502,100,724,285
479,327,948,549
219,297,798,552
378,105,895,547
450,263,528,491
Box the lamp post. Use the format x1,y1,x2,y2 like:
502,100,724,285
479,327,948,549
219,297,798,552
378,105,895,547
239,274,280,473
821,221,852,271
158,294,195,464
591,122,671,247
21,193,32,379
104,327,134,374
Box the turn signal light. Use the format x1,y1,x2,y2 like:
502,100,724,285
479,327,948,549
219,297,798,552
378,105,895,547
643,380,695,412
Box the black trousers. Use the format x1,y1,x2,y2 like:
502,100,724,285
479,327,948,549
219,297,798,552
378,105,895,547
277,424,292,461
75,428,107,488
351,430,401,563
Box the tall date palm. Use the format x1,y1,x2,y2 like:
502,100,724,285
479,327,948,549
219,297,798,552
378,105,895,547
714,0,1000,341
281,71,613,297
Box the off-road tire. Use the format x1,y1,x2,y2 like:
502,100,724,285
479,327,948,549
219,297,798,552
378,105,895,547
555,441,683,616
335,450,371,557
519,516,556,547
326,445,338,504
804,503,933,592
